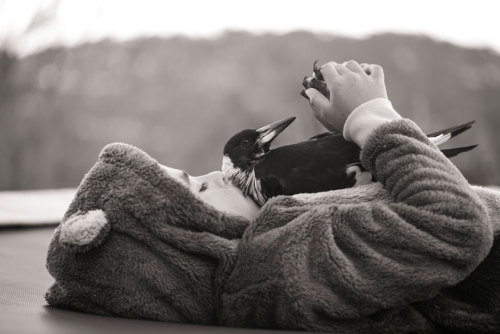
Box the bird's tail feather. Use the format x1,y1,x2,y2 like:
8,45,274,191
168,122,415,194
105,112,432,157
441,145,478,158
428,120,475,146
349,144,478,168
308,131,340,140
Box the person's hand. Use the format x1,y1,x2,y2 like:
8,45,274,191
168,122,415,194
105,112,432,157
304,60,388,133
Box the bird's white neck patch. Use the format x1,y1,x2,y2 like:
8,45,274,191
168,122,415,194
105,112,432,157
222,155,266,206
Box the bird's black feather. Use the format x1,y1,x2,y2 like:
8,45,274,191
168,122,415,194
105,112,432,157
426,120,475,138
223,117,477,206
441,145,478,158
308,131,340,140
255,133,359,197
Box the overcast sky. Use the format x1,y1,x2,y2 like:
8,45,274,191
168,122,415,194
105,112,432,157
1,0,499,56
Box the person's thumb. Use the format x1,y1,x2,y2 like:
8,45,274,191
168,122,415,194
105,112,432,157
304,88,340,132
305,88,330,115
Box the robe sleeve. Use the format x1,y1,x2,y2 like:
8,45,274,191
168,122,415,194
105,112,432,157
222,119,493,326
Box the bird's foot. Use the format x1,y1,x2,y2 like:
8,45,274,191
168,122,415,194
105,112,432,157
300,60,330,100
302,75,330,100
346,164,373,187
313,59,324,80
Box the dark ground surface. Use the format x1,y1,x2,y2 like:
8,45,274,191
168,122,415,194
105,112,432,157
0,227,307,334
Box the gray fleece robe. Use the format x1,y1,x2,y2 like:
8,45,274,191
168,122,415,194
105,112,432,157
46,119,500,333
220,119,499,333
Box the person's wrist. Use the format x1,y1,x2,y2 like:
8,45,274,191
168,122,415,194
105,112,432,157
343,98,402,148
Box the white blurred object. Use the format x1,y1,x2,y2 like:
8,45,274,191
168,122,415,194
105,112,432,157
0,188,75,226
1,0,500,56
0,186,498,226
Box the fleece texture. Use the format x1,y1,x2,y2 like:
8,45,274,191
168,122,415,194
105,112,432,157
46,119,500,333
45,143,249,323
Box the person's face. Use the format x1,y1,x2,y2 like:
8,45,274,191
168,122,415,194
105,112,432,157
161,165,260,220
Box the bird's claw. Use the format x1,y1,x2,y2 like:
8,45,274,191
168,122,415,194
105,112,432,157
299,60,330,100
300,89,309,101
313,59,324,81
302,75,330,100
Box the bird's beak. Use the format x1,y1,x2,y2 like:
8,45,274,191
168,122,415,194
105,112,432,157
256,117,296,149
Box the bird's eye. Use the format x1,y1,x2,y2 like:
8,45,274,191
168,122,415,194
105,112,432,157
241,138,251,146
199,182,208,192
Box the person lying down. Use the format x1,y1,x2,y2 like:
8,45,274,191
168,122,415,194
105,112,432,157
45,60,500,333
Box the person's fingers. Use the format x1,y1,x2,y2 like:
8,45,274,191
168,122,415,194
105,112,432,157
305,88,330,113
305,88,329,123
371,64,384,80
320,61,340,87
302,76,330,99
305,88,344,132
335,64,351,76
343,60,364,74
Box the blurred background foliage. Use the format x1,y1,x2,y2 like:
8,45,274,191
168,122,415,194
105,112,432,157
1,31,500,190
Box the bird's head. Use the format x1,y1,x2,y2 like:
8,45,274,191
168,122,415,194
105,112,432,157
223,117,296,173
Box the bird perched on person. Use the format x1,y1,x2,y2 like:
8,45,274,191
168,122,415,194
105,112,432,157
222,117,477,206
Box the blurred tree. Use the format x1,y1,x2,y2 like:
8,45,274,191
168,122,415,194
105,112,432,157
0,49,18,189
24,0,60,34
1,32,499,190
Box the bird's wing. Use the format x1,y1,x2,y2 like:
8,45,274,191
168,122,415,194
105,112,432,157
259,176,284,200
308,131,341,140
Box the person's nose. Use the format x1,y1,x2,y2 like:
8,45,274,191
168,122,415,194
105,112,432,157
162,166,188,184
160,165,202,190
194,171,227,189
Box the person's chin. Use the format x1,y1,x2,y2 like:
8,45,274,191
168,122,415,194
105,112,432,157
209,196,258,220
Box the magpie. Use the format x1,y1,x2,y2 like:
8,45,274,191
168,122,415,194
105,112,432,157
222,118,477,206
